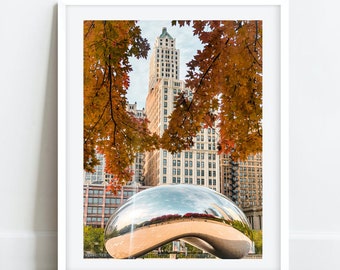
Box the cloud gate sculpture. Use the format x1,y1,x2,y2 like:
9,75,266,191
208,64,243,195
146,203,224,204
104,184,252,259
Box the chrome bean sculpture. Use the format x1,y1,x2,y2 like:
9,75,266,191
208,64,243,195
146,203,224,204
105,184,252,259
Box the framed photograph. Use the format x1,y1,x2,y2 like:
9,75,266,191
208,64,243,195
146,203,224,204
58,1,289,269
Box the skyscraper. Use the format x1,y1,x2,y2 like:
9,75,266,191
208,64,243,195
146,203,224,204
220,153,263,230
144,27,220,191
127,102,146,185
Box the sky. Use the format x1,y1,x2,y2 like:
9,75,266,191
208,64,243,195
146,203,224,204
127,21,203,109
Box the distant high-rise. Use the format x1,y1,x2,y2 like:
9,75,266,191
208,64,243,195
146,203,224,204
127,102,146,185
220,153,263,230
144,27,220,191
148,27,180,91
83,153,113,184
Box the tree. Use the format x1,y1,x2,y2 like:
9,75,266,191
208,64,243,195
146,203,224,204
162,21,262,160
84,20,263,188
83,21,159,189
252,230,262,254
83,226,105,254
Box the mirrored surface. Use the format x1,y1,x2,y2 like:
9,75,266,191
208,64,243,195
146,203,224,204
105,184,252,259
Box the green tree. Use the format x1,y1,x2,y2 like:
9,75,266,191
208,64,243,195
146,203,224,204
83,226,106,254
252,230,263,254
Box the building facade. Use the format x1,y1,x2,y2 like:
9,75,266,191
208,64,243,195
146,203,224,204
144,27,220,191
83,183,149,228
220,153,263,230
83,153,114,184
127,102,147,185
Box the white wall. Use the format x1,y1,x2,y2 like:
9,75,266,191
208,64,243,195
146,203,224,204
289,0,340,269
0,0,57,269
0,0,339,269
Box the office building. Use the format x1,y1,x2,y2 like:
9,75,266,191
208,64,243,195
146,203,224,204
83,183,149,228
220,153,263,230
127,103,147,185
144,27,220,191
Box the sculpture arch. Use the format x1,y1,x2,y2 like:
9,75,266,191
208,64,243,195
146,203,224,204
105,184,252,259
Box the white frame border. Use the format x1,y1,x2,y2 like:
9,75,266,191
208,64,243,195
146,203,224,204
58,1,289,269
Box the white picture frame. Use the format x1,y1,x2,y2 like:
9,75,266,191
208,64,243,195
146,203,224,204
58,1,289,269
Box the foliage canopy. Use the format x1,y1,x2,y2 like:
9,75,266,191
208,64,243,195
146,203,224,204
84,20,262,185
163,20,262,160
83,226,105,254
84,21,159,188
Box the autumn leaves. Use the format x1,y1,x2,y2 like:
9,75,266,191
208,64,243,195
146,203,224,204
84,20,262,187
168,21,262,161
84,21,159,187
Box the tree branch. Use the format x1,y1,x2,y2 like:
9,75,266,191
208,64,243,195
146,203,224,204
84,100,110,145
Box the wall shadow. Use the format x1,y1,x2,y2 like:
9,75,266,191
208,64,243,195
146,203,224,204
34,4,58,270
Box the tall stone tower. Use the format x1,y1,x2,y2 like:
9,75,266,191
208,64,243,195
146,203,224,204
144,27,220,192
148,27,180,91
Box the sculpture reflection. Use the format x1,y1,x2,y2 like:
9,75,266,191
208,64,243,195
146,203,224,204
104,184,252,259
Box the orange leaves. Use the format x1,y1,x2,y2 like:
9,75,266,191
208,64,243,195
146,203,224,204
166,20,263,160
84,21,159,186
105,179,123,196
